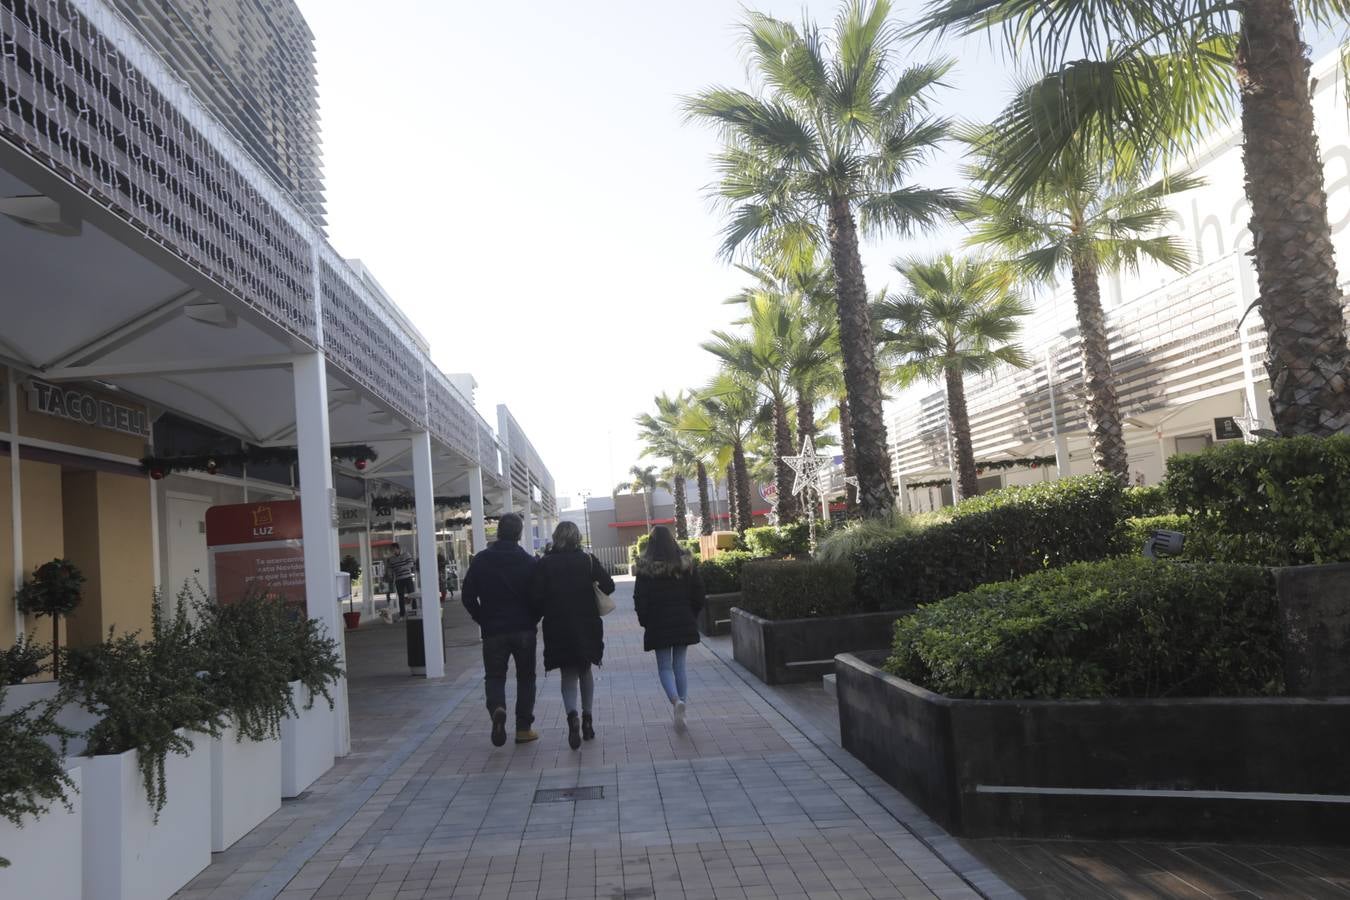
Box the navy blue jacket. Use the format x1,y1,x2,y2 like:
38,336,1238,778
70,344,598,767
460,541,538,636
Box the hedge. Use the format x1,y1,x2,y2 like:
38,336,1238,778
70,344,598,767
743,522,814,558
1165,435,1350,566
854,474,1125,610
739,559,857,620
697,551,751,594
1122,484,1171,518
1122,514,1194,556
886,557,1282,700
629,533,701,563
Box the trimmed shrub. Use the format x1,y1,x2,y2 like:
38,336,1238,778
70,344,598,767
697,551,751,594
1165,435,1350,566
855,474,1126,610
1122,484,1171,518
739,559,857,620
744,522,814,558
886,557,1282,700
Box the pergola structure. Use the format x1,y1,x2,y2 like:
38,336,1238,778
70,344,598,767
0,0,554,757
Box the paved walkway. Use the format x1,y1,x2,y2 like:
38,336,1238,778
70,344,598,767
174,578,1007,900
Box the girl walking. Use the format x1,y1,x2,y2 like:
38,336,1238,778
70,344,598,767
531,521,615,749
633,526,705,731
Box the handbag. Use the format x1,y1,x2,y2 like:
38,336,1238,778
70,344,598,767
587,553,616,616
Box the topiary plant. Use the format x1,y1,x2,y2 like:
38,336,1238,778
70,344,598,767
15,559,84,679
0,679,76,868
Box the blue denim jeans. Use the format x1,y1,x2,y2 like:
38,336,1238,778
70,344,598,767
655,645,688,703
482,630,536,729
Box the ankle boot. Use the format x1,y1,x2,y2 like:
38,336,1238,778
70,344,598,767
566,711,581,750
581,712,595,741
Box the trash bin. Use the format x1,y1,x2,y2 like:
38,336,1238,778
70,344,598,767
406,616,426,676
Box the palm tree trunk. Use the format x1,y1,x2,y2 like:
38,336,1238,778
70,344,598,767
839,396,858,513
726,462,740,532
1069,255,1129,480
732,442,753,533
945,366,981,501
697,461,713,536
673,475,689,540
796,390,815,447
772,398,798,523
827,198,896,516
1237,0,1350,435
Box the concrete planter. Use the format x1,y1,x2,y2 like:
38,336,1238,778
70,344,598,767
836,652,1350,843
81,729,212,900
210,719,282,851
698,592,740,637
1273,561,1350,695
730,607,907,684
0,763,82,899
281,681,334,798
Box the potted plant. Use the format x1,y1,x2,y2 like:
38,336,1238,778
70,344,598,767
0,661,80,897
278,609,343,798
340,555,362,629
62,602,223,900
194,590,291,851
15,559,84,678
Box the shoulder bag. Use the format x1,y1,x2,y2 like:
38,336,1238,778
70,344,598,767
586,553,616,616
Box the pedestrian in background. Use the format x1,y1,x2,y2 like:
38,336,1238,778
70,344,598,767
633,526,704,731
387,544,416,619
461,514,540,746
532,521,614,749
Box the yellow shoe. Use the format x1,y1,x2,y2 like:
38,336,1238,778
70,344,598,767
514,729,539,744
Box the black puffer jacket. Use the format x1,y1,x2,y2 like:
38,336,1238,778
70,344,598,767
460,541,537,636
633,553,705,652
531,548,615,671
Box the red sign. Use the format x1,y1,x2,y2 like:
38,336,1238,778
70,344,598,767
206,500,306,605
205,500,303,546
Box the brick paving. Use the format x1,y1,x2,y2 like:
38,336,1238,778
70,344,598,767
173,578,1002,900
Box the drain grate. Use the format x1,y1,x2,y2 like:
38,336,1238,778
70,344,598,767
534,786,604,803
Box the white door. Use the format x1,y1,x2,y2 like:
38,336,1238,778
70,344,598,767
165,494,212,603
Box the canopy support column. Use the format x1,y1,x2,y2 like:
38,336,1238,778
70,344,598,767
469,466,488,553
411,431,445,678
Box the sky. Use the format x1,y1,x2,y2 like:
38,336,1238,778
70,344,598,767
292,0,1028,503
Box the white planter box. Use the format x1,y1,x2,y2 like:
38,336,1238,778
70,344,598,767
2,681,99,757
210,719,282,851
82,729,211,900
0,763,82,899
280,681,334,798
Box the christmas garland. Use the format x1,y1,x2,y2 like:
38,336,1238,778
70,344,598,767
370,494,470,517
141,445,377,479
904,456,1057,490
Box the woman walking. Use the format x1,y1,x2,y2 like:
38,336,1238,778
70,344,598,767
633,526,705,732
531,521,615,750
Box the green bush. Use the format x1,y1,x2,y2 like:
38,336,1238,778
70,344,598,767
739,559,857,620
744,522,815,558
1122,484,1171,518
816,507,948,565
0,679,75,868
886,557,1282,700
1121,514,1195,555
0,635,47,685
697,551,751,594
631,534,701,563
193,588,297,743
1166,435,1350,565
855,474,1126,610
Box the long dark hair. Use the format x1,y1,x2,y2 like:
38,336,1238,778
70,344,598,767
642,525,682,564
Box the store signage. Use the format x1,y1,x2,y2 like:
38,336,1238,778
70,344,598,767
1214,417,1243,441
205,500,307,605
26,379,150,437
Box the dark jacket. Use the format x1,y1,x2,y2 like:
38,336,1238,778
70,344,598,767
460,541,537,636
633,553,704,652
531,548,615,671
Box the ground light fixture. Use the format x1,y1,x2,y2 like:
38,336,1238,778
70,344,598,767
1142,529,1185,559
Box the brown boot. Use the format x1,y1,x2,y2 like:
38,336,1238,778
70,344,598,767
514,729,539,744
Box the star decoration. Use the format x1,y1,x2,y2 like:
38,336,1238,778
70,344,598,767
782,435,827,498
844,476,859,489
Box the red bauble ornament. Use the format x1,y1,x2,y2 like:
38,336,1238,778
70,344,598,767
206,458,218,475
355,458,368,471
150,467,165,480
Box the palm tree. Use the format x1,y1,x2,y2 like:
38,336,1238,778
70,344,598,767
915,0,1350,436
686,0,964,517
636,392,700,539
875,255,1033,500
964,146,1199,479
705,291,832,523
617,464,660,530
681,373,764,534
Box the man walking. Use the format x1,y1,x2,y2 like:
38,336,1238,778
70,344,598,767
387,544,416,619
461,514,540,746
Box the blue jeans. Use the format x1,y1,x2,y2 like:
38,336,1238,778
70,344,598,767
655,645,688,703
482,630,537,729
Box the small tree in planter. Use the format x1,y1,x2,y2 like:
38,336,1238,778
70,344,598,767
15,559,84,679
340,555,362,627
61,601,224,816
0,676,75,868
